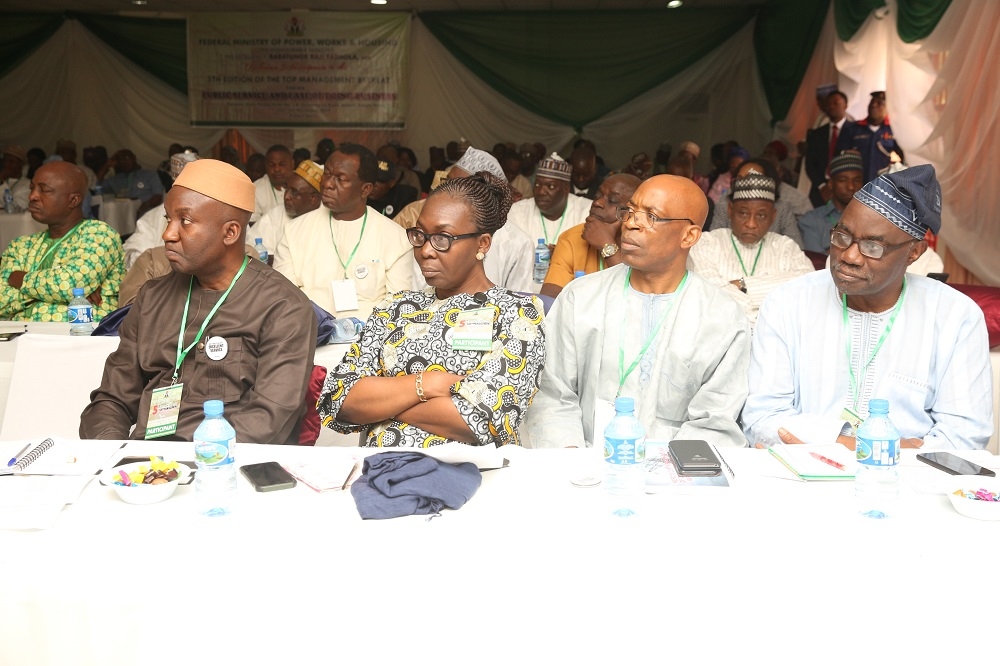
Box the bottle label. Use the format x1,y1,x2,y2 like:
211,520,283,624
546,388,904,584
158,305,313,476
68,305,93,324
195,437,235,467
604,436,646,465
856,436,899,467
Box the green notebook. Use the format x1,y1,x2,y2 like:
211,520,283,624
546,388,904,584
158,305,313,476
767,443,856,481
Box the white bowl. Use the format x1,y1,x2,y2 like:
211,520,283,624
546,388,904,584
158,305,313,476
946,475,1000,521
100,461,194,505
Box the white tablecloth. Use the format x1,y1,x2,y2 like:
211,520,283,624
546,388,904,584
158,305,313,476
0,443,997,665
94,197,140,236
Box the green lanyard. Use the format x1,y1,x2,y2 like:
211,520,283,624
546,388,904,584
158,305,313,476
842,279,906,411
539,206,567,246
598,255,605,272
729,233,763,277
329,209,367,279
617,267,689,397
34,224,82,271
172,256,249,384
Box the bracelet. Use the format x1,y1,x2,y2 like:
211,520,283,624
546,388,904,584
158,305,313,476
415,371,428,402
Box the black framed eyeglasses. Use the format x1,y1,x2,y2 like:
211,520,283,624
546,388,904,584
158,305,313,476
830,228,916,260
616,206,694,230
406,228,480,252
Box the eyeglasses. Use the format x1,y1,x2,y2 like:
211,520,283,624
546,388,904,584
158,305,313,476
616,206,693,229
406,228,480,252
830,228,915,260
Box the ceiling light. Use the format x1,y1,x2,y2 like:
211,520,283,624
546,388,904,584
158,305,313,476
667,1,683,8
131,0,148,5
371,0,387,4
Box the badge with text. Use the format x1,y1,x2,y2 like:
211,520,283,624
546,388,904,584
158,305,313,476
331,279,359,313
205,336,228,361
840,406,862,432
354,263,370,280
451,307,493,351
145,384,183,439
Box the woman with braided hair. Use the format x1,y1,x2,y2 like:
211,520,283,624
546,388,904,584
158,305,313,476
318,171,546,447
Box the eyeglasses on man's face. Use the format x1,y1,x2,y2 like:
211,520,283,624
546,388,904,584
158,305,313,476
830,228,915,260
406,228,480,252
615,206,694,230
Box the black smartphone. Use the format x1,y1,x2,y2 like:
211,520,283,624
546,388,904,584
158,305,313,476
926,272,949,283
916,452,996,477
668,439,722,476
240,462,297,492
0,332,26,342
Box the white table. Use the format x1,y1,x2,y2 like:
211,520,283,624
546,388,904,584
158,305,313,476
0,443,997,665
97,197,141,236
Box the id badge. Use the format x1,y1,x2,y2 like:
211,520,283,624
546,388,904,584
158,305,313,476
840,406,862,433
331,279,359,313
451,307,493,351
592,399,616,453
146,384,183,439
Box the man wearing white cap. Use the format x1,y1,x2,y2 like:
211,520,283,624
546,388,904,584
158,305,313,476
81,159,317,444
677,141,709,194
743,165,992,450
506,153,591,292
687,173,813,325
123,149,199,269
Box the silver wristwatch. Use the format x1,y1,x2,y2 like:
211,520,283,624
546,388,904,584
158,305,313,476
600,243,619,258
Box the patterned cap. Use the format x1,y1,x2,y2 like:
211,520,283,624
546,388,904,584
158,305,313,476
731,174,777,202
2,145,27,162
854,164,941,238
678,141,700,158
828,150,863,178
454,147,505,180
294,159,323,192
535,153,572,182
375,159,397,183
169,150,198,180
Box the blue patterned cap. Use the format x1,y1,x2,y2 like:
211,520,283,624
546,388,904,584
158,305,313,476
854,164,942,238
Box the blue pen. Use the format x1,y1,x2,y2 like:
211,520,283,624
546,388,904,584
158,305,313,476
7,442,33,467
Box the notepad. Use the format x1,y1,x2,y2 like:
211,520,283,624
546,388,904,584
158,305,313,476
1,439,125,476
283,459,360,493
767,443,856,481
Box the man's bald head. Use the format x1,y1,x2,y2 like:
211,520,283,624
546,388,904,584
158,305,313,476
620,175,706,278
27,161,88,227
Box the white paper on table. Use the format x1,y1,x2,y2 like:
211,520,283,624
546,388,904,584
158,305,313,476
0,475,95,530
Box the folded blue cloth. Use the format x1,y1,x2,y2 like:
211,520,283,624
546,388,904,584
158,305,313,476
351,451,483,520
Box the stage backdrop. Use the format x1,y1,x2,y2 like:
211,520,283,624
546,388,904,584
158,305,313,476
188,12,409,128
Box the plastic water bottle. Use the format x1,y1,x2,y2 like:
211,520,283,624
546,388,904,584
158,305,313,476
68,287,94,335
3,189,14,214
603,396,646,517
533,238,550,284
193,400,237,517
331,317,364,343
855,398,901,519
254,237,268,263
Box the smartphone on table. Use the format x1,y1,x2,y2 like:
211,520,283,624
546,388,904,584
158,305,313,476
916,452,996,477
240,461,297,492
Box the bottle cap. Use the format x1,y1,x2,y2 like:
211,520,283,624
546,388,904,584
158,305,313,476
614,396,634,413
868,398,889,413
203,400,224,416
538,239,545,244
72,287,84,296
255,238,262,244
574,270,585,278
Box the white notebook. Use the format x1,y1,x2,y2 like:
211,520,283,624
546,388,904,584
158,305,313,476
1,438,126,476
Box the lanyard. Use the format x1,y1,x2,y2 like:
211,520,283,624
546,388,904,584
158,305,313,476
617,267,688,397
598,255,604,272
271,183,281,205
329,209,367,279
539,206,567,246
34,224,82,271
842,279,906,410
729,233,763,277
172,256,249,383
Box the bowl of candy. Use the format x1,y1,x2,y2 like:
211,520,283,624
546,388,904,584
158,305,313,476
946,475,1000,521
100,457,194,505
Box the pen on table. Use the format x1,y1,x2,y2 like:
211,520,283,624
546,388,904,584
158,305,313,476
342,461,360,490
6,442,33,467
810,451,847,471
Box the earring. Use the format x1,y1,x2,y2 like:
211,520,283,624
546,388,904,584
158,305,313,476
476,252,486,261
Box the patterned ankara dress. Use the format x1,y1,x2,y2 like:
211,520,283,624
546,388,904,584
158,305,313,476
318,286,546,447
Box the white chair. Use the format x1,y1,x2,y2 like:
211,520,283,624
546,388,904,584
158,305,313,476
0,334,120,440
